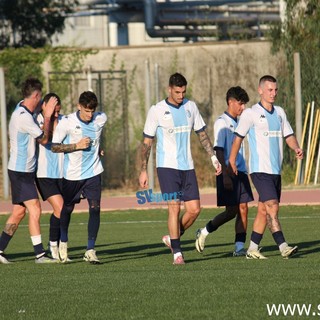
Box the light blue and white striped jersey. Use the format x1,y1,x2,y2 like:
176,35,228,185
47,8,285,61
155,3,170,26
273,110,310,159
36,113,64,179
235,102,294,174
8,101,43,173
52,111,107,181
214,111,247,173
143,98,206,170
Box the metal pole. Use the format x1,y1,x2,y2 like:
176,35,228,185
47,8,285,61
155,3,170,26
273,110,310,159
294,52,302,146
0,67,9,199
145,60,154,190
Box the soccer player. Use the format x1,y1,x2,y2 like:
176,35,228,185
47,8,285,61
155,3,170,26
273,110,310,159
36,93,64,260
0,77,58,264
51,91,107,264
195,86,254,256
139,72,221,265
229,75,303,259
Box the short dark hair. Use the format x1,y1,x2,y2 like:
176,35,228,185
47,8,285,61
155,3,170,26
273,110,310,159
169,73,187,87
259,75,277,86
226,86,249,104
43,92,61,106
78,91,98,110
21,77,42,98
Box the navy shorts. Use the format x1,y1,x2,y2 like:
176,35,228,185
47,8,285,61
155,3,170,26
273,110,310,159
157,168,200,202
36,178,63,201
62,174,102,206
216,171,254,207
8,170,39,205
250,173,281,202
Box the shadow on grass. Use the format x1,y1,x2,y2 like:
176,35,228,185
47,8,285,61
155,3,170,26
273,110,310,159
5,238,320,264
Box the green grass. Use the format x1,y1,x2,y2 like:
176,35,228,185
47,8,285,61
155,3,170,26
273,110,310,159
0,205,319,320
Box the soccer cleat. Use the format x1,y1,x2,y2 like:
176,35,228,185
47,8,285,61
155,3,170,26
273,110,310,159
281,245,298,259
35,254,59,264
162,235,172,252
0,253,12,264
233,248,247,257
246,248,268,259
59,241,69,263
173,254,185,265
195,228,207,253
83,249,101,264
49,244,60,260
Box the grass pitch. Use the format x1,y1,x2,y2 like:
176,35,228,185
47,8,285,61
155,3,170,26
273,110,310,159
0,205,319,320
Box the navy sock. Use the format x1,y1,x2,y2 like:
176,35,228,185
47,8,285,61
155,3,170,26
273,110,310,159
235,232,246,243
0,232,12,252
33,243,45,256
87,199,100,249
272,231,286,246
49,214,60,242
251,231,263,245
206,221,218,233
170,238,182,254
60,204,74,242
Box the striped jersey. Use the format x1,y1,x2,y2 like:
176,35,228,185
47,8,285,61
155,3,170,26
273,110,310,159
235,102,294,174
143,98,206,170
52,111,107,180
8,101,43,172
214,111,247,173
36,113,64,179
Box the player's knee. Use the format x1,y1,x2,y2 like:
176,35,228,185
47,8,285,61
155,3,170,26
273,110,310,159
226,207,238,219
88,199,100,215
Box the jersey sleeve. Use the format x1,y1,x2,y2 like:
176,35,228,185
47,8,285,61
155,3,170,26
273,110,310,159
143,105,158,138
52,116,68,143
20,111,43,139
95,112,107,127
192,102,206,133
276,106,294,138
213,117,226,149
234,108,253,138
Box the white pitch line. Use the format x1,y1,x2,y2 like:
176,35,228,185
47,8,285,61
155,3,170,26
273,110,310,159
12,215,320,228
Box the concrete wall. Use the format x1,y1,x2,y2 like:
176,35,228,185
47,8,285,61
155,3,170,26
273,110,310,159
77,40,284,132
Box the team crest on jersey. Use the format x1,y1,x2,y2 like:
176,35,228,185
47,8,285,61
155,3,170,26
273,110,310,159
186,110,191,118
163,111,172,120
73,125,82,135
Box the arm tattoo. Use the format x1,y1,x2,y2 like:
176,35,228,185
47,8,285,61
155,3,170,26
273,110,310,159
51,143,76,153
141,142,152,171
4,223,18,236
198,131,214,157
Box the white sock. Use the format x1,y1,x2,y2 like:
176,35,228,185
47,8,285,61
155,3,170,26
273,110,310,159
235,241,245,252
279,242,288,253
247,240,259,252
173,252,182,259
31,235,42,246
202,228,209,236
50,241,58,247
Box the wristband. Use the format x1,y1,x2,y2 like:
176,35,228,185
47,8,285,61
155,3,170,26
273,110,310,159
211,155,220,169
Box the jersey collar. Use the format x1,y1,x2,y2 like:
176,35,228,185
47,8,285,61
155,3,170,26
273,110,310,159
258,102,274,114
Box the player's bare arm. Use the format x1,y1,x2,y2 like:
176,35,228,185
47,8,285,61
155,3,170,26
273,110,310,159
197,131,222,174
285,135,304,160
229,136,243,175
37,96,58,145
51,137,91,153
139,137,153,188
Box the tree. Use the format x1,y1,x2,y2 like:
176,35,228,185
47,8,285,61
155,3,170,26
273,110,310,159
270,0,320,109
0,0,78,48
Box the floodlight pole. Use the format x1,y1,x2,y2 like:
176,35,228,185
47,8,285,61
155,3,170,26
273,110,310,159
0,67,9,199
